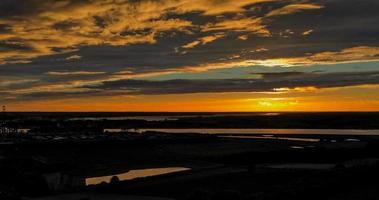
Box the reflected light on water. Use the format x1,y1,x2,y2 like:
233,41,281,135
140,129,379,135
220,135,320,142
86,167,190,186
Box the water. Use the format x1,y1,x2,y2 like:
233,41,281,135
69,113,281,122
220,135,321,142
86,167,190,186
70,116,181,121
140,128,379,136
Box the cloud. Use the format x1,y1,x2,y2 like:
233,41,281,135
250,71,306,79
77,71,379,95
0,78,38,87
3,68,379,101
201,17,270,36
0,1,193,64
182,33,225,49
204,46,379,68
4,44,378,98
306,46,379,64
266,3,323,17
46,71,106,76
176,45,379,71
2,0,379,104
182,41,201,49
65,55,82,60
0,0,329,65
279,46,379,66
302,29,314,36
0,0,279,64
171,0,275,16
238,35,249,40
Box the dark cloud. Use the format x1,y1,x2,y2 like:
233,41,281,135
5,71,376,102
80,71,379,95
264,0,379,55
250,72,306,79
19,90,101,99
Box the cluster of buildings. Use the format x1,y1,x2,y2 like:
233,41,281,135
0,106,18,135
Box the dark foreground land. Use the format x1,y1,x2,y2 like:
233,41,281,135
1,112,379,199
4,112,379,129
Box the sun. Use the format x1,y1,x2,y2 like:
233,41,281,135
257,98,299,110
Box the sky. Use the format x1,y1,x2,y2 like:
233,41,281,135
1,0,379,112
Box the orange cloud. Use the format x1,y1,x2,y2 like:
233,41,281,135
201,17,270,36
0,0,278,64
302,29,314,36
238,35,249,40
266,4,323,17
182,33,225,49
0,0,328,65
65,55,82,60
280,46,379,66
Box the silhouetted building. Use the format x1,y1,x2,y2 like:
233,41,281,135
0,106,18,134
